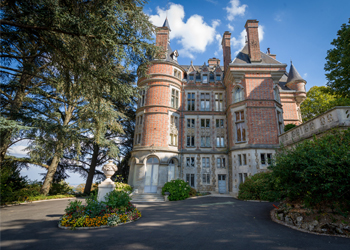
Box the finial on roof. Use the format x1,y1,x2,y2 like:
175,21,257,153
191,60,193,65
162,17,171,31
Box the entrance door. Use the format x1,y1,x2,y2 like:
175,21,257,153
218,174,226,194
144,157,159,193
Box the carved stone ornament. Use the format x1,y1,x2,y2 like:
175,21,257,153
102,160,118,179
304,124,309,133
320,116,326,126
327,113,333,123
310,122,315,130
170,124,178,135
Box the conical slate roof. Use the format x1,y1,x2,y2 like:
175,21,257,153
162,18,171,31
287,62,305,83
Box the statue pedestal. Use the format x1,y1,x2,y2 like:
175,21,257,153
97,179,116,202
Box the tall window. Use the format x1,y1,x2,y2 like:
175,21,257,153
168,159,176,181
200,93,210,111
274,87,280,103
216,75,221,81
170,115,178,128
139,89,146,107
216,119,224,128
217,157,226,168
170,134,178,146
171,89,179,108
196,73,201,82
186,135,195,147
186,157,195,167
209,73,214,82
277,111,283,134
202,75,208,83
136,134,141,145
187,93,195,111
261,153,272,165
216,136,225,147
234,87,244,103
238,173,248,185
238,154,247,166
186,174,195,187
187,119,195,128
201,136,211,147
215,93,223,111
200,119,210,128
235,111,246,142
202,157,210,168
170,115,178,146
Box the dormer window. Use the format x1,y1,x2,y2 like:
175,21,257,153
210,73,214,82
216,75,221,81
189,74,194,81
196,73,201,82
203,75,208,83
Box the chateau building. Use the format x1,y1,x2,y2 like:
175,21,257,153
128,19,306,196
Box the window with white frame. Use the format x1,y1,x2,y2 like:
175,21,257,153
186,157,195,167
216,136,225,147
186,174,195,187
171,89,179,109
202,157,210,168
233,87,244,103
238,154,247,166
277,111,284,134
169,134,178,146
170,115,178,128
200,93,210,111
168,159,176,181
274,87,280,103
261,153,272,165
216,119,224,128
169,115,178,146
186,135,195,147
215,93,223,111
187,93,195,111
202,173,210,184
201,136,211,147
139,89,146,107
235,111,246,142
200,119,210,128
202,75,208,83
174,69,181,79
187,118,195,128
217,157,226,168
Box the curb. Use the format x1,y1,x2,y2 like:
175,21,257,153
58,217,141,230
270,208,350,238
1,197,77,208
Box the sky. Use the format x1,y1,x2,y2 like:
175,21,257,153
15,0,350,185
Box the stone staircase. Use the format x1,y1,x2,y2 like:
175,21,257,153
130,193,165,202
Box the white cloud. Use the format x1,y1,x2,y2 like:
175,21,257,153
274,14,282,22
225,0,248,21
149,4,220,58
231,25,265,54
303,73,308,78
8,145,29,158
227,24,234,31
214,34,223,57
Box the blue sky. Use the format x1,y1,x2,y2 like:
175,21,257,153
17,0,350,185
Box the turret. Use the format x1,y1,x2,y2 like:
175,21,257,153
286,62,307,104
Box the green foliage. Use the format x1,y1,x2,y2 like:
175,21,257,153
189,187,197,197
284,124,296,132
271,129,350,210
49,181,73,195
162,179,191,201
115,182,132,192
325,18,350,98
238,172,282,202
300,86,350,122
103,190,131,210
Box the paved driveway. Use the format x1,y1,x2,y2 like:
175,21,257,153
1,197,349,250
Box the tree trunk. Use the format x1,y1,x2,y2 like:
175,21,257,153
40,148,63,195
84,143,99,194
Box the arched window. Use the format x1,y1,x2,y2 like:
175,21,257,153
233,87,244,103
145,157,159,193
168,158,178,181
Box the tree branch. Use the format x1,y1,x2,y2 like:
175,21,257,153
5,155,49,169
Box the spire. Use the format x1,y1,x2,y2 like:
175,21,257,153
287,62,305,84
162,18,171,31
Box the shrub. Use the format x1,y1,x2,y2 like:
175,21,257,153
284,123,296,132
49,181,73,195
115,182,132,192
238,172,282,202
104,190,131,209
189,187,197,197
162,179,190,201
271,128,350,211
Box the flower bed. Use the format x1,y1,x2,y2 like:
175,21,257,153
58,190,141,229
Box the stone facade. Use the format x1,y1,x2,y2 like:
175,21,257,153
129,19,307,197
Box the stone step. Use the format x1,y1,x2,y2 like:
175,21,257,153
131,194,165,202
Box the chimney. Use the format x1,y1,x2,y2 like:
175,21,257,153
208,57,220,67
245,20,261,62
267,47,276,59
221,31,231,72
155,18,171,59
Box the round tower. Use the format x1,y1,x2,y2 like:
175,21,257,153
128,18,184,194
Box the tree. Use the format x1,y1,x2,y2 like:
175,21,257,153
324,18,350,98
300,86,350,122
0,0,157,164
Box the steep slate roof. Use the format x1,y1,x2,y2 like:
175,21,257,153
286,62,306,83
232,44,283,65
180,64,224,73
162,18,171,31
278,72,291,90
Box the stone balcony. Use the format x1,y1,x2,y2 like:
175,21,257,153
279,106,350,147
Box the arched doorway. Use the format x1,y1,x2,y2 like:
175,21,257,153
144,157,159,193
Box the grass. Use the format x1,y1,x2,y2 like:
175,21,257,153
1,194,76,206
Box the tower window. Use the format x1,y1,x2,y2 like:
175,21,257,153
235,111,246,142
171,89,179,109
